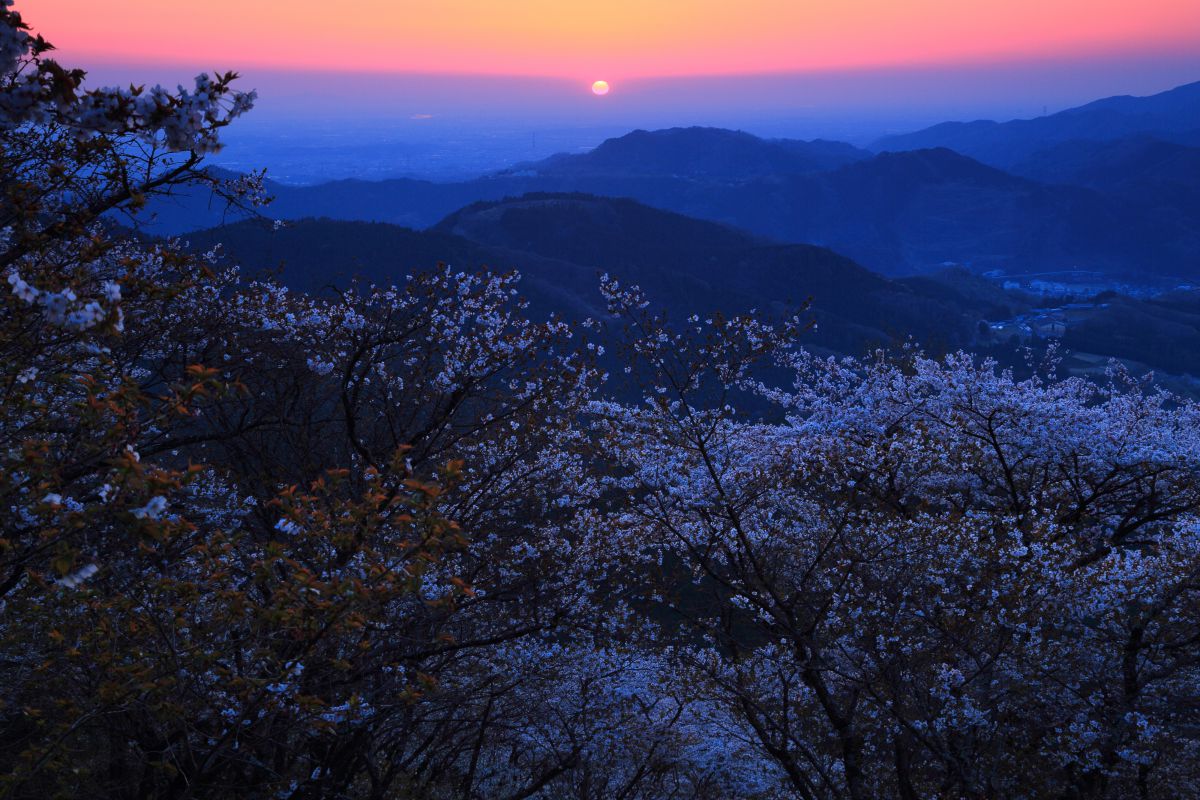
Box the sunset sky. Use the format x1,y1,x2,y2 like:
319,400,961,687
24,0,1200,176
32,0,1200,80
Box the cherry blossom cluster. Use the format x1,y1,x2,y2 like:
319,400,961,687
1,2,253,151
587,329,1200,798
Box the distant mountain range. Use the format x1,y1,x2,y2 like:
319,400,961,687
181,192,1200,384
512,128,869,178
874,80,1200,168
143,80,1200,284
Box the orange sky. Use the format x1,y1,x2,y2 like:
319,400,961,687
29,0,1200,80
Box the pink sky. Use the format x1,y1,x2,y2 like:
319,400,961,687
29,0,1200,80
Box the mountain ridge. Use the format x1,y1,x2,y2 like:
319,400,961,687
137,94,1200,282
873,79,1200,168
507,127,870,179
187,193,990,356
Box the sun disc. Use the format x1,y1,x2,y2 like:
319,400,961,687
591,80,610,96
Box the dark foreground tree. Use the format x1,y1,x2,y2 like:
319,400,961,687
0,6,742,798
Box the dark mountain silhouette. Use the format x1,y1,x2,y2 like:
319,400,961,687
874,80,1200,168
481,147,1197,280
510,127,869,178
187,194,993,356
147,129,868,233
748,148,1199,280
143,117,1200,282
181,193,1200,381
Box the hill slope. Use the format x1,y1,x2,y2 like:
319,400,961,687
183,194,1200,382
189,194,990,356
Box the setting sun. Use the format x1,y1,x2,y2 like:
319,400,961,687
591,80,610,95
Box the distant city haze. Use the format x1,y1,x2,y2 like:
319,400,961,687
41,1,1200,182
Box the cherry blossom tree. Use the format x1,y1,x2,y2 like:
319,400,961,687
591,282,1200,799
0,8,733,798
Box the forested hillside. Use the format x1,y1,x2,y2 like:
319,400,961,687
182,197,1200,380
183,199,980,359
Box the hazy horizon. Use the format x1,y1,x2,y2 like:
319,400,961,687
35,0,1200,182
77,52,1200,184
